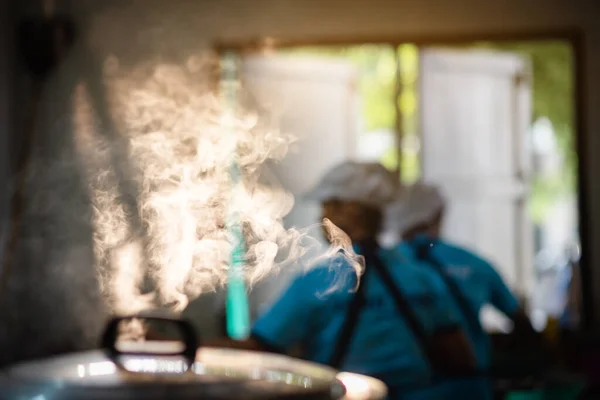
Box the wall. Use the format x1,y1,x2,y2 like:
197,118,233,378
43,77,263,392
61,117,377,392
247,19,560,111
8,0,600,330
0,0,10,261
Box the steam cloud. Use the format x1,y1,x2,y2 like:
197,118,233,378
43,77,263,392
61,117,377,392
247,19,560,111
74,56,363,316
0,53,363,365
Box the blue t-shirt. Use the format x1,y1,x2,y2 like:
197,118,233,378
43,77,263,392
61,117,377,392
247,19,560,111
252,247,460,398
397,235,520,368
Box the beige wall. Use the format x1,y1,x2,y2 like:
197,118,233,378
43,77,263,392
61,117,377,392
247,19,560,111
8,0,600,326
0,0,11,254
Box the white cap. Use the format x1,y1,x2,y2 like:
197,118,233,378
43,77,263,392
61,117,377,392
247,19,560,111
385,182,445,233
304,161,399,208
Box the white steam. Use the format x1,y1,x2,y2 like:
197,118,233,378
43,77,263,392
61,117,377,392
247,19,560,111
0,54,363,365
71,57,363,317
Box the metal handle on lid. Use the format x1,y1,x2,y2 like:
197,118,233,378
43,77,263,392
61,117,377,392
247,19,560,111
102,315,199,372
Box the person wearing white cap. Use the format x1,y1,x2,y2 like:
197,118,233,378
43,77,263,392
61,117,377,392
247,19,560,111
388,182,536,398
209,161,477,400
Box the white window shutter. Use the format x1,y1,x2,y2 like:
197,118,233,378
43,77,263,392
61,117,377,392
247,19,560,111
240,55,360,317
419,48,533,316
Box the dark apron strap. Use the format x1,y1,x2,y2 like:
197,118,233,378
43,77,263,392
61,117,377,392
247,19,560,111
328,242,430,370
415,242,482,337
362,245,432,360
329,243,485,390
327,262,370,369
367,245,485,380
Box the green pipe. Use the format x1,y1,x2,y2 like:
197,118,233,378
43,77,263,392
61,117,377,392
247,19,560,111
221,51,251,340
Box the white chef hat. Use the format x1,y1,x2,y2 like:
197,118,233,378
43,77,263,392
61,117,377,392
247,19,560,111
384,182,445,234
304,161,400,208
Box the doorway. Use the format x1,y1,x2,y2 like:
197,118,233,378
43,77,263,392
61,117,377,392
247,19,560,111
224,38,582,332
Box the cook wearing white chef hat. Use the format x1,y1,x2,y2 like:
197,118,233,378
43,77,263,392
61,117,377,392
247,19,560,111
383,182,445,241
304,161,399,206
390,182,535,400
209,161,478,400
304,161,400,243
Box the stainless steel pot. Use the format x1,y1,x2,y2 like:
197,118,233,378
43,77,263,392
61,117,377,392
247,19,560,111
0,316,387,400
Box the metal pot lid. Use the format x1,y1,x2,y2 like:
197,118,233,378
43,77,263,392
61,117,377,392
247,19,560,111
2,348,343,399
0,316,348,399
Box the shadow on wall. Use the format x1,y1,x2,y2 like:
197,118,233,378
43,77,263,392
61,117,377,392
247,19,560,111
0,15,213,364
0,38,109,366
1,0,276,365
0,2,199,364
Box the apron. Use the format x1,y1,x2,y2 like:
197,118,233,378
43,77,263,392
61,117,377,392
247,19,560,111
414,241,493,400
327,242,443,399
414,242,482,339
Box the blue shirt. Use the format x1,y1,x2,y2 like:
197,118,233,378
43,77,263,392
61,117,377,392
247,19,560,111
252,247,461,399
398,235,520,368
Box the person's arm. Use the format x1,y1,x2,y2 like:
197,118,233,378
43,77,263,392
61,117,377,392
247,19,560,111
205,268,329,354
486,264,520,319
484,263,540,348
485,265,534,331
